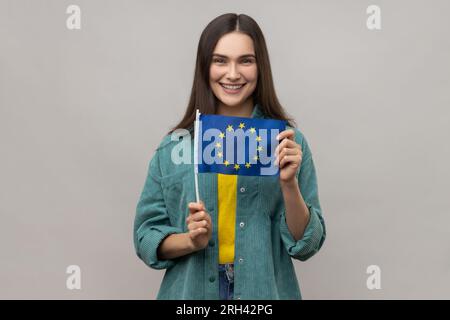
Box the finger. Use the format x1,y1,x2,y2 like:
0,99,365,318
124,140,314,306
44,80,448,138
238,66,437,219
276,129,295,142
280,155,300,169
275,139,299,156
189,201,205,210
187,219,209,231
275,147,299,166
189,210,207,221
188,201,205,214
186,210,211,225
189,227,207,238
274,139,287,156
279,147,299,159
277,145,298,159
201,211,212,225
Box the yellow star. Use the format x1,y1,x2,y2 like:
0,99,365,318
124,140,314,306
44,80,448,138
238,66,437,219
256,135,262,142
253,155,259,161
215,142,222,148
217,151,223,158
249,127,256,134
227,124,234,132
245,162,251,168
224,160,230,166
257,145,263,152
239,122,245,129
234,164,240,170
219,132,225,139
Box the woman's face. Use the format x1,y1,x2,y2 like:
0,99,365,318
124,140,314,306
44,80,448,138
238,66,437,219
209,31,258,109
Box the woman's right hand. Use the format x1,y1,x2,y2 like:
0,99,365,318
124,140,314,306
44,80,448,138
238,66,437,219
186,201,212,251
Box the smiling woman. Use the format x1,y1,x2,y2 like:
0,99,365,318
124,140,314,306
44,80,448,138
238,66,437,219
134,13,326,300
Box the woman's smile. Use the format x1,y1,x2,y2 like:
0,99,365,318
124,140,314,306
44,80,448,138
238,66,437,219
219,82,247,94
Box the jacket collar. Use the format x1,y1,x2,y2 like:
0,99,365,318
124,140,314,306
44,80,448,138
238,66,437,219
251,103,265,119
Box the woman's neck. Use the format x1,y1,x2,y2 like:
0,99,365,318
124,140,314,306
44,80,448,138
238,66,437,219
216,98,254,118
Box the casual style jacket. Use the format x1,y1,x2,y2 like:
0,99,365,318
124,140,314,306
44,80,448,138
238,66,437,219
133,104,326,299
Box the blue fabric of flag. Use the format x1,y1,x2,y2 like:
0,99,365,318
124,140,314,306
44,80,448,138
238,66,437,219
197,114,286,176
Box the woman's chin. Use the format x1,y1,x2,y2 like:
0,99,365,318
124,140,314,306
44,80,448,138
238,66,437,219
219,97,246,108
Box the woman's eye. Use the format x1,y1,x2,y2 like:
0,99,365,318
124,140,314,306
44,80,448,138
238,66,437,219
241,58,254,64
213,58,225,64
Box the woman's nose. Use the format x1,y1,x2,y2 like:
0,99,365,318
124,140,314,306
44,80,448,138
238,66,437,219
226,63,241,80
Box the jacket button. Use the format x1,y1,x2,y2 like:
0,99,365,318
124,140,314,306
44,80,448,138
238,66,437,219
208,239,215,247
209,276,215,282
240,187,246,193
238,258,244,263
239,222,245,228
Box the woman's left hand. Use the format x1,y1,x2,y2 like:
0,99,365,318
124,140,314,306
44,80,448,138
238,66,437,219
274,129,302,183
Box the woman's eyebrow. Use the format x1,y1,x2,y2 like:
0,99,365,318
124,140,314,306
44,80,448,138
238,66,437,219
212,53,256,58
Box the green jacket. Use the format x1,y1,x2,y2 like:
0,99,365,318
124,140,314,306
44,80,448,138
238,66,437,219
133,104,326,300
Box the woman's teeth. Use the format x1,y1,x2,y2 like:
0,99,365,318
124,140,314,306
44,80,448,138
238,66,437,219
220,83,245,90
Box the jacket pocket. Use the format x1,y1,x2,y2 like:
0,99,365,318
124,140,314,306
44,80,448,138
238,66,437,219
160,169,192,227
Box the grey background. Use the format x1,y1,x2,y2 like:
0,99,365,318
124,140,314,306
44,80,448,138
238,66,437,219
1,0,449,299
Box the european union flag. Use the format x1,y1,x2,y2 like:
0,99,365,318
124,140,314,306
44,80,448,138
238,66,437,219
196,114,286,176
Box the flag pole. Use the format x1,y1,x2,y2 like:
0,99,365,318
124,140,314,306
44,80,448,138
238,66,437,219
194,109,200,203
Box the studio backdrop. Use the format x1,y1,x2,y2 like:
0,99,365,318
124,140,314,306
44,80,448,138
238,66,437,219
1,0,449,299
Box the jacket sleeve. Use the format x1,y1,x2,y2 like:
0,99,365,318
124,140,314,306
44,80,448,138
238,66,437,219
280,131,326,261
133,147,184,270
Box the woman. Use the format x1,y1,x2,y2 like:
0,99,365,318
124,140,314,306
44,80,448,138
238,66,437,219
134,13,326,300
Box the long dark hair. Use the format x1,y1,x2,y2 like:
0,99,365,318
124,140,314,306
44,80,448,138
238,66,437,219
168,13,296,135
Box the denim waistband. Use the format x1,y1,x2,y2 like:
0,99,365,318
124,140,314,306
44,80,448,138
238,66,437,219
219,263,234,283
218,263,234,270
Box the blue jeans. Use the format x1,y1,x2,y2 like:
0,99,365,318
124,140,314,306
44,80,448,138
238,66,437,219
219,263,234,300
